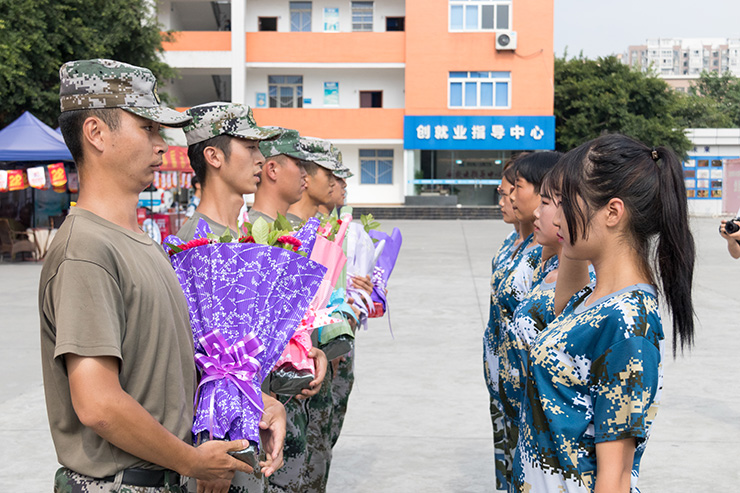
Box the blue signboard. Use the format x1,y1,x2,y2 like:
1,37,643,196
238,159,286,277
404,115,555,150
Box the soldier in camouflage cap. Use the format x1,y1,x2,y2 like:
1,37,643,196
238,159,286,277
59,59,191,127
285,138,339,227
183,102,280,145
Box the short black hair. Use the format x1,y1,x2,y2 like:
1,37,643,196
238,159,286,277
58,108,122,165
187,135,232,186
513,151,563,193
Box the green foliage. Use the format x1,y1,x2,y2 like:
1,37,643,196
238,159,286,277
0,0,176,128
673,71,740,129
554,55,692,157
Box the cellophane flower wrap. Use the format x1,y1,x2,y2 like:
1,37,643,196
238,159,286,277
164,217,326,446
368,227,403,315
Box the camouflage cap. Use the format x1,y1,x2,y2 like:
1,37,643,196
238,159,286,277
59,59,191,128
329,144,353,179
299,137,344,171
183,102,281,145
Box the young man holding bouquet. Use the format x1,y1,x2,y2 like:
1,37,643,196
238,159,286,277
177,103,329,493
40,59,255,493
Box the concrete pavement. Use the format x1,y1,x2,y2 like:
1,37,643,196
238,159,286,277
1,217,738,492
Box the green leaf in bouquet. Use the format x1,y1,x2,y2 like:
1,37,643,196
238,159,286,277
267,230,281,245
274,213,293,232
241,221,253,237
206,232,220,241
219,227,234,243
165,242,183,254
252,217,270,244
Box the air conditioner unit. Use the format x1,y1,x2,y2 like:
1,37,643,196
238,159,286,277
496,31,517,51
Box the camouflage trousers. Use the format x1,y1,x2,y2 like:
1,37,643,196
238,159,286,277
490,397,511,492
330,352,355,448
54,467,186,493
265,397,308,493
185,471,264,493
302,371,334,492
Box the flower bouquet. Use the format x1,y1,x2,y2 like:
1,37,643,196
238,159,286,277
164,216,326,470
368,226,403,320
345,217,386,327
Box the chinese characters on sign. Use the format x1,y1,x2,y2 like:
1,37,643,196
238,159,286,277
404,116,555,150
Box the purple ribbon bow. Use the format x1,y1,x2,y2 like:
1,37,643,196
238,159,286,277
195,330,265,438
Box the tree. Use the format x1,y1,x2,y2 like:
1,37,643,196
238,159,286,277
554,55,692,156
0,0,175,128
674,71,740,129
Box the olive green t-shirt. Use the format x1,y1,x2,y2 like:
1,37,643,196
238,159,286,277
176,210,236,241
39,207,196,478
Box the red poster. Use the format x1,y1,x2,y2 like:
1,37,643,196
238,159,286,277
48,162,67,187
7,169,28,191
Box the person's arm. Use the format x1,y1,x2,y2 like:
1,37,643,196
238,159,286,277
594,438,636,493
719,220,740,259
553,254,590,315
296,347,328,399
66,354,252,482
259,393,286,477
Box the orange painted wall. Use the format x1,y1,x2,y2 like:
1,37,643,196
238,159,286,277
404,0,553,116
175,108,404,140
162,31,230,51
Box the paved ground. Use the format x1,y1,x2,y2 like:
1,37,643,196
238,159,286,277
1,217,738,492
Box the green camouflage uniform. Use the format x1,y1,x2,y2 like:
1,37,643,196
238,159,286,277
302,369,334,492
54,468,186,493
330,351,355,448
265,397,309,493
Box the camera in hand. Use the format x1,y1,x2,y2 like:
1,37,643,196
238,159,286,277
726,217,740,234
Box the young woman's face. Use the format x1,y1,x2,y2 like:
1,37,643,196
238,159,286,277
554,195,606,261
510,175,540,224
533,194,560,248
498,177,517,224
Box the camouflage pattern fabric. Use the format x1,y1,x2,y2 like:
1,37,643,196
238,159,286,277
489,397,510,491
59,59,190,128
184,103,281,146
265,397,308,493
515,284,663,492
258,129,334,169
298,137,346,172
54,467,185,493
329,352,354,448
328,144,353,179
302,372,334,492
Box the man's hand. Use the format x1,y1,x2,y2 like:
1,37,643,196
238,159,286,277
331,355,347,375
719,219,740,239
351,275,374,296
296,348,327,400
189,439,254,480
259,393,286,477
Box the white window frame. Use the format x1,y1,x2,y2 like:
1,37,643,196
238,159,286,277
351,1,374,32
448,0,512,32
447,71,511,109
268,75,304,108
359,149,394,185
289,1,312,32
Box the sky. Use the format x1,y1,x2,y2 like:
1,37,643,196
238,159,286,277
554,0,740,58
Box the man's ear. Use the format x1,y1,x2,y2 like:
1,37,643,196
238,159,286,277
81,116,106,154
264,159,279,180
202,146,225,171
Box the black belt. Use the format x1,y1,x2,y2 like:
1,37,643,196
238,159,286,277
100,468,180,487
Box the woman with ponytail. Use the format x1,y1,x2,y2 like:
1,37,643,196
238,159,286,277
514,134,695,493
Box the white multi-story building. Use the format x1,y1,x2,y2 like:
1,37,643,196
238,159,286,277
626,38,740,77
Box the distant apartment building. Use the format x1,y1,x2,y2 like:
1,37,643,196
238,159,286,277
626,38,740,79
156,0,555,206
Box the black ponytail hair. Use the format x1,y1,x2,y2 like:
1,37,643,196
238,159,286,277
558,134,695,354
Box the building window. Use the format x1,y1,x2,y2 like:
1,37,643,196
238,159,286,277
259,17,278,31
360,91,383,108
360,149,393,184
352,1,373,32
268,76,303,108
386,16,405,31
290,1,311,32
449,0,511,32
449,71,510,108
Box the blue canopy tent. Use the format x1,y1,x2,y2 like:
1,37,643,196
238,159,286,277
0,111,72,161
0,112,74,230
